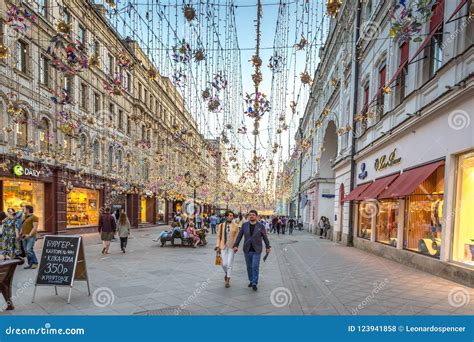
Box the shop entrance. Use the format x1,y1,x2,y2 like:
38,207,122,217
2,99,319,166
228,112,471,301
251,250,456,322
1,178,45,231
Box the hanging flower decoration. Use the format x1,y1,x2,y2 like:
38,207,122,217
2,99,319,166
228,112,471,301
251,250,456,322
244,92,271,118
183,4,197,22
294,35,307,50
268,54,283,73
172,39,192,64
147,67,158,81
0,45,10,60
103,76,124,96
390,1,437,43
194,49,205,62
47,35,89,75
172,69,187,87
88,53,100,68
105,0,117,8
117,49,133,69
290,100,297,114
6,4,37,33
250,55,262,67
300,71,313,85
56,20,72,35
252,71,263,87
207,96,222,113
51,88,73,105
201,88,211,100
326,0,342,17
57,110,79,135
211,72,228,92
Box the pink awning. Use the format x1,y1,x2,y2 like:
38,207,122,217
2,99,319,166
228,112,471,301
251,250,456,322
343,182,372,202
358,173,400,200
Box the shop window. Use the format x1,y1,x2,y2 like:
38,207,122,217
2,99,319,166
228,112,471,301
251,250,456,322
405,165,445,258
452,152,474,266
376,200,399,247
1,179,45,231
38,118,50,152
67,188,99,227
357,201,373,240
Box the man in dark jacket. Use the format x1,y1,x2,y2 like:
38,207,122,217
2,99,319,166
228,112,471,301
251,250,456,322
98,208,117,254
233,210,271,291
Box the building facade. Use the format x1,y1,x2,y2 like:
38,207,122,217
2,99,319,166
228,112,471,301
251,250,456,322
0,0,220,234
293,0,474,286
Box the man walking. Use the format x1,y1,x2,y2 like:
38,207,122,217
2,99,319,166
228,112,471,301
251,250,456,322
233,210,271,291
21,205,39,269
215,211,239,288
210,213,219,234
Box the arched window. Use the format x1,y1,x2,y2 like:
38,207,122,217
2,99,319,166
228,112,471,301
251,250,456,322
16,110,28,147
92,139,100,167
108,145,114,172
38,118,50,152
141,124,146,140
116,149,123,171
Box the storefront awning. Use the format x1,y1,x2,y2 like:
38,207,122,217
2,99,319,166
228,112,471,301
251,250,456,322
343,182,372,202
379,161,444,199
358,173,400,200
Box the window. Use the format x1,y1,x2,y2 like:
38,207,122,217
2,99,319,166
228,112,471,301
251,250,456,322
376,200,399,246
144,89,148,106
78,25,86,45
79,134,87,161
405,165,445,258
146,129,151,142
126,115,131,135
376,65,386,119
141,125,146,140
80,83,88,109
117,149,123,170
16,111,28,147
108,103,115,126
64,75,73,99
396,42,409,105
107,53,115,77
150,95,155,112
63,8,71,23
94,92,101,113
38,0,49,19
138,82,143,100
108,145,114,172
429,25,444,77
93,40,100,54
16,40,28,74
124,72,131,92
118,109,123,130
64,135,72,158
452,152,474,266
92,140,100,166
358,201,373,240
67,188,100,227
0,20,5,46
39,118,50,152
39,54,49,86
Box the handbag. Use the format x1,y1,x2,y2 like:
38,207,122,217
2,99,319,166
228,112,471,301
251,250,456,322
215,251,222,266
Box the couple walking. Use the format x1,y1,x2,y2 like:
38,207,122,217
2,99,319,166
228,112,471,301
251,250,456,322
215,210,271,291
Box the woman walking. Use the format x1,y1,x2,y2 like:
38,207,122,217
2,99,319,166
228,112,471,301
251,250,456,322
1,209,22,260
98,208,116,254
117,210,131,253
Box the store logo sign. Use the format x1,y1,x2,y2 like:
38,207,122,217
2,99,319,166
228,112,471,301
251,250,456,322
374,149,402,172
358,163,368,180
13,164,40,177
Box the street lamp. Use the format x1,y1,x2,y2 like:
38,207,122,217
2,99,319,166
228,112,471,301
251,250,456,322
184,170,207,215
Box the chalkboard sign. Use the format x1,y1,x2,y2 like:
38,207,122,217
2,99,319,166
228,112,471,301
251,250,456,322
33,235,90,303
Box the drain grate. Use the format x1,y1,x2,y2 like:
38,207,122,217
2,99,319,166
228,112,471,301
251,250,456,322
134,306,191,316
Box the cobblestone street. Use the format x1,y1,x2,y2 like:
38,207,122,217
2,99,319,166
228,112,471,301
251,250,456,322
2,227,472,316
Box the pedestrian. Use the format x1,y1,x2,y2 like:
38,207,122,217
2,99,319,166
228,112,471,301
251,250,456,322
215,210,239,288
318,216,330,239
98,208,116,254
233,210,271,291
20,205,39,269
117,210,131,253
271,216,277,234
281,216,287,235
276,217,282,235
288,217,295,235
186,222,201,248
210,213,219,234
196,213,202,229
0,209,22,261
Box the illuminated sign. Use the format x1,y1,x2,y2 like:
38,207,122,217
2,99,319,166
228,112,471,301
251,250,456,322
13,164,40,177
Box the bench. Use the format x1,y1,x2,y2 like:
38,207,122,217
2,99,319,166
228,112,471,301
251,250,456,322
0,259,21,310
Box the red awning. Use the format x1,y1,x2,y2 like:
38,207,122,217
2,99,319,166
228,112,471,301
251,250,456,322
447,0,468,23
409,0,445,64
379,161,444,199
343,182,372,202
358,173,400,200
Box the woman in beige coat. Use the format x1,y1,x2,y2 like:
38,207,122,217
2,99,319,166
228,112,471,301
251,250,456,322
215,211,239,288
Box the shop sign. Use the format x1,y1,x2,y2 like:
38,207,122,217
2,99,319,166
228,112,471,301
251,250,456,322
374,149,402,172
13,164,41,177
358,163,368,180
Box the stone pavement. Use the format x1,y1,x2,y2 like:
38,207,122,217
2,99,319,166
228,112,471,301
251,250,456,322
1,226,472,316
